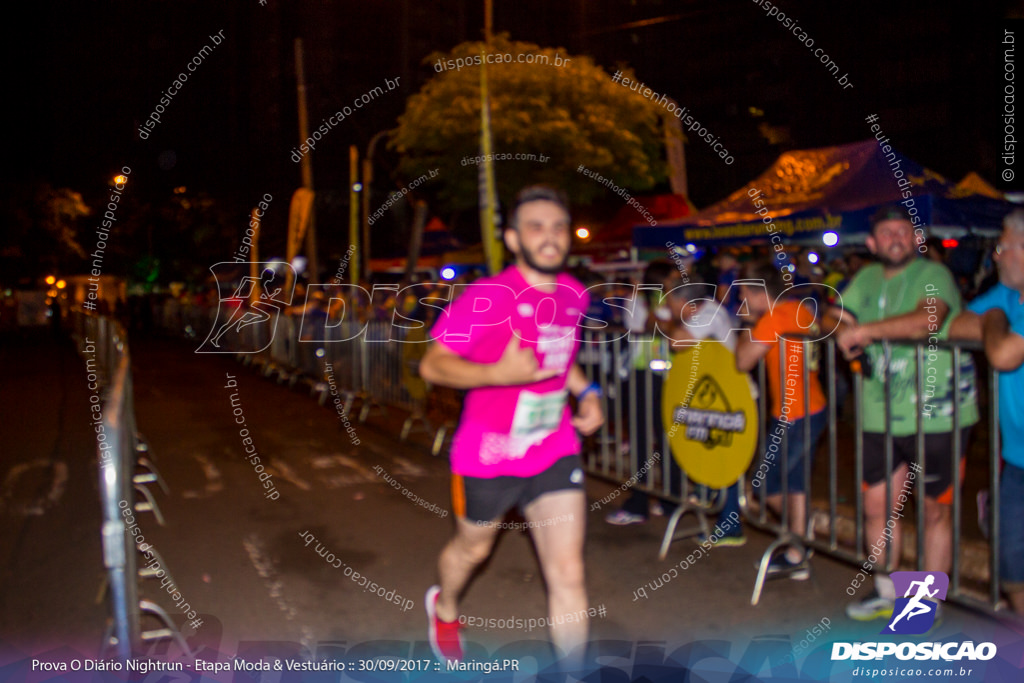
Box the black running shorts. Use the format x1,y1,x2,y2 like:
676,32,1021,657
451,455,585,523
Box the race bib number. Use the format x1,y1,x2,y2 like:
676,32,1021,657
510,390,567,444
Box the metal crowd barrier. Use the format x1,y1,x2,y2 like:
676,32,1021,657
318,319,366,417
70,310,190,660
743,336,998,612
579,327,1005,616
578,330,725,559
153,297,1007,616
360,322,433,435
172,300,443,447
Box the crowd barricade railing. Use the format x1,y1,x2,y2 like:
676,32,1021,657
577,323,1004,616
68,310,190,661
745,333,831,604
150,298,1009,617
729,333,999,618
318,318,366,417
579,328,725,560
294,315,327,389
357,321,432,439
395,323,434,440
353,320,386,422
263,312,297,381
155,300,457,448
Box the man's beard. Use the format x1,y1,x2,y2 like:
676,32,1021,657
877,248,914,269
520,242,567,274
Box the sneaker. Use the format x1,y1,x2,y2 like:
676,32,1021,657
765,554,810,581
650,501,664,517
700,529,747,546
846,589,895,621
425,585,463,663
716,530,747,547
604,510,647,526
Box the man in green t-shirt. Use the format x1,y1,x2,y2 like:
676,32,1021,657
833,205,978,623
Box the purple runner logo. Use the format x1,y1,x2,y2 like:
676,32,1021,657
197,262,295,354
881,571,948,635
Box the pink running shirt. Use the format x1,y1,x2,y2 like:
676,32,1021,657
430,265,589,478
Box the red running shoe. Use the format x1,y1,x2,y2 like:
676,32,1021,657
425,585,463,663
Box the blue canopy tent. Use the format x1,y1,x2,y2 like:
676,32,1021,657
632,140,1013,251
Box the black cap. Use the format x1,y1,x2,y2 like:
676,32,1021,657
870,204,912,230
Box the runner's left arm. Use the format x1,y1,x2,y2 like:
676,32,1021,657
567,364,604,436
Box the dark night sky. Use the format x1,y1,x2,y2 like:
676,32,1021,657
3,0,1022,278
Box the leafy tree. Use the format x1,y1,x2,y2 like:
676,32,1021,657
0,183,90,283
390,34,667,213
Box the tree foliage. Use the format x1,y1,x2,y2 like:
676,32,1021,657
390,34,667,213
0,183,90,283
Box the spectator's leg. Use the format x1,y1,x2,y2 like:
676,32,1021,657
923,497,952,574
864,464,910,572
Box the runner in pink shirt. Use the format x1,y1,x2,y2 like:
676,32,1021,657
420,186,604,669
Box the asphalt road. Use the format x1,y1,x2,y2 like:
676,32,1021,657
1,326,1021,681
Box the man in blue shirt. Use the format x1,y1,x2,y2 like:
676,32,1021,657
951,208,1024,615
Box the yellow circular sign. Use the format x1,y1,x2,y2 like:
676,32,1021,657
661,340,758,488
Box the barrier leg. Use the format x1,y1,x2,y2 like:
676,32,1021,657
658,503,712,561
133,483,166,526
138,599,194,657
432,423,455,457
134,457,169,496
401,400,432,441
751,534,811,606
